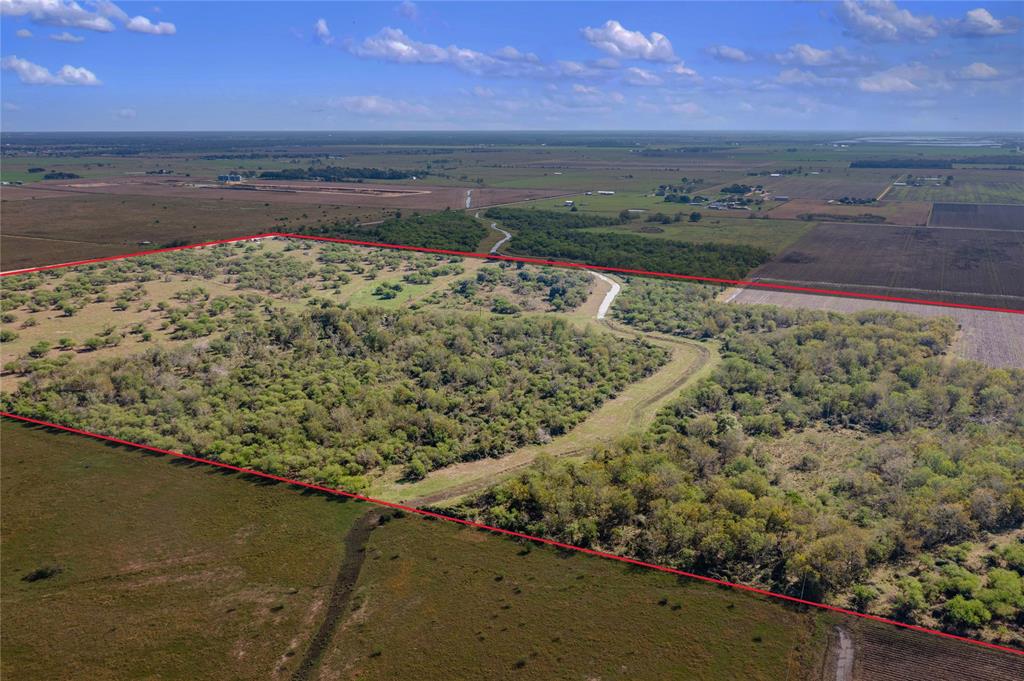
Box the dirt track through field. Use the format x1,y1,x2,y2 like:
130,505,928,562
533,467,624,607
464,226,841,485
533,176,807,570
290,508,380,681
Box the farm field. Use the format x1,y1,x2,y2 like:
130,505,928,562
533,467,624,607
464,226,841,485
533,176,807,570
885,169,1024,204
929,203,1024,229
748,168,895,201
15,421,1019,681
585,217,816,254
766,198,933,226
751,222,1024,309
0,420,368,681
0,192,382,271
725,287,1024,368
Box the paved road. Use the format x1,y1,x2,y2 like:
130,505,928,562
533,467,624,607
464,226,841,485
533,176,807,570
465,189,472,208
589,270,621,320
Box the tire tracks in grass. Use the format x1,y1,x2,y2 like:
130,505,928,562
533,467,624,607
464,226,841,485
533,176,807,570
290,507,380,681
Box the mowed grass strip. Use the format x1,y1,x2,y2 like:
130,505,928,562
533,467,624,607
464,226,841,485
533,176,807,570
0,421,367,681
318,513,829,680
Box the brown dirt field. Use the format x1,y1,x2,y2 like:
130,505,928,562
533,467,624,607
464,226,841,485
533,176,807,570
5,177,565,211
767,199,932,226
751,222,1024,310
846,619,1023,681
725,287,1024,369
929,203,1024,230
0,192,382,270
753,169,895,201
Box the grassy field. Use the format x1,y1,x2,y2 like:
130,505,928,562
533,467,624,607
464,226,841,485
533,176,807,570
1,420,369,681
0,192,383,271
316,506,829,680
886,181,1024,204
884,170,1024,204
586,217,816,255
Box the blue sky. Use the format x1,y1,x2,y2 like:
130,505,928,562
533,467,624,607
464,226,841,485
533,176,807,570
1,1,1022,131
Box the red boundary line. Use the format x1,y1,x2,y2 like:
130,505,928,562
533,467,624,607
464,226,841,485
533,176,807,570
2,232,1023,656
1,231,1022,315
2,411,1022,658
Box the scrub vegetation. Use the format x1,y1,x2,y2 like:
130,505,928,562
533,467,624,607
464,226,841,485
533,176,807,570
463,278,1024,646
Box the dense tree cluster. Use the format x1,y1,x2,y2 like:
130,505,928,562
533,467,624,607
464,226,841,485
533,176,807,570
466,278,1024,641
483,207,626,230
439,263,592,313
3,306,667,490
258,166,418,181
482,208,769,281
309,210,487,251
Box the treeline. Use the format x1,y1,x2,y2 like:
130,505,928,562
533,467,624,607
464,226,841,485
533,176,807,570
851,159,953,169
258,166,418,181
850,156,1022,168
484,207,625,230
3,306,668,489
484,207,770,281
308,210,487,251
466,283,1024,638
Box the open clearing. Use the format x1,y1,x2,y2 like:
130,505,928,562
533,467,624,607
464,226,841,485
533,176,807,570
750,169,894,201
586,216,816,254
885,169,1024,204
766,198,932,226
5,177,564,212
0,192,381,271
751,222,1024,310
929,203,1024,229
725,287,1024,369
1,421,367,681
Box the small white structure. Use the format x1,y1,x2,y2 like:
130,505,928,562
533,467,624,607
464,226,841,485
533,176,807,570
597,190,615,195
564,200,574,206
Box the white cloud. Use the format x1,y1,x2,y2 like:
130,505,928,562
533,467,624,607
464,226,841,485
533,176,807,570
858,65,922,92
773,44,866,68
949,8,1020,37
1,54,100,85
0,1,175,35
328,94,425,116
397,1,418,21
580,20,676,62
572,84,599,95
313,18,332,45
670,62,700,79
670,101,705,116
494,46,539,63
857,63,953,93
0,0,115,32
623,66,662,86
3,101,21,110
115,106,136,119
125,15,175,35
707,45,752,63
16,28,33,37
951,61,999,80
775,68,842,87
353,27,451,63
49,30,84,42
835,0,938,42
472,85,494,98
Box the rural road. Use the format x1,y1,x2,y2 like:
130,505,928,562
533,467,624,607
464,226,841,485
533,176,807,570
465,189,472,208
475,215,616,312
488,222,512,254
590,271,621,320
474,210,513,254
833,626,854,681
